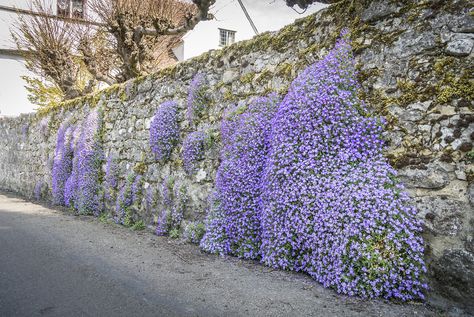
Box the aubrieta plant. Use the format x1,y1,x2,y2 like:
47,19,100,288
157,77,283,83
259,36,426,300
62,111,104,216
115,173,143,227
183,131,207,175
73,111,104,216
149,101,180,162
187,73,208,124
184,222,206,244
52,124,74,205
200,95,279,259
155,178,187,237
201,35,427,301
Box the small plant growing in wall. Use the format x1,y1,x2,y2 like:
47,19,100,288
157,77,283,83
149,101,180,162
183,131,207,175
183,222,206,244
155,177,187,237
187,73,209,125
115,173,144,228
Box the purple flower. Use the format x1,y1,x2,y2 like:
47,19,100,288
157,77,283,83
187,73,208,124
52,124,74,205
149,101,180,162
260,35,426,300
63,110,104,216
155,178,187,236
200,34,426,301
200,94,280,259
183,131,207,175
114,173,142,225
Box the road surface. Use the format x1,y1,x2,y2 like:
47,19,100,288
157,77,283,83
0,191,446,316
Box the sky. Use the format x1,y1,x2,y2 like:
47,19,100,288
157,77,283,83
0,0,325,116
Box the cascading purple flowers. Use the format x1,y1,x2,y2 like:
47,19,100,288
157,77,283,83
200,95,279,259
200,193,229,255
183,131,206,175
200,35,426,301
259,36,426,300
62,111,103,216
187,73,207,124
149,101,179,161
115,174,143,226
52,123,74,205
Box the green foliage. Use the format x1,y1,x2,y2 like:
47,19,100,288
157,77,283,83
169,228,180,239
132,220,146,231
184,222,206,244
99,213,109,223
466,150,474,163
22,76,64,110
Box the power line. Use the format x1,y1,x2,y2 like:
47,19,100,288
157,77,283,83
236,0,259,35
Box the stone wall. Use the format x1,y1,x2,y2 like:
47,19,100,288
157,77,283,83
0,0,472,311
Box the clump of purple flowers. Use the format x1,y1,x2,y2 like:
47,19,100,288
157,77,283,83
200,95,279,259
200,35,427,301
52,123,74,205
155,177,187,236
259,36,426,300
64,111,104,216
187,73,208,124
144,186,156,219
115,173,143,227
200,193,228,255
183,131,207,175
149,101,179,161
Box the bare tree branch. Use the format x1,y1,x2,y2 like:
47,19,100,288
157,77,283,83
285,0,336,9
11,0,91,99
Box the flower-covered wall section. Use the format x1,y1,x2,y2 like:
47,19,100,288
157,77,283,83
0,0,472,309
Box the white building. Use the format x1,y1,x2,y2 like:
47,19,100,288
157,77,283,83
0,0,324,116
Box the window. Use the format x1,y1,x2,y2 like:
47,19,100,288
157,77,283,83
57,0,85,19
219,28,236,47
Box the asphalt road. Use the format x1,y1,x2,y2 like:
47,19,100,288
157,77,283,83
0,191,450,317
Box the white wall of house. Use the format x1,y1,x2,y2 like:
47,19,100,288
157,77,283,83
182,0,325,60
0,0,37,116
